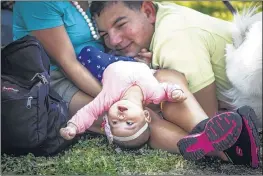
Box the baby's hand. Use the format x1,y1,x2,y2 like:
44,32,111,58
171,88,186,102
134,48,152,66
60,123,77,140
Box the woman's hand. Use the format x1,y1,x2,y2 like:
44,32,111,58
134,48,152,67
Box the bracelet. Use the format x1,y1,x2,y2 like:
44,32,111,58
160,101,164,111
100,120,106,132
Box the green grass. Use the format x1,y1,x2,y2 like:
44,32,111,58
174,1,262,20
2,2,263,175
2,134,262,175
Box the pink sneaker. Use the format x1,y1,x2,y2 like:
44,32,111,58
177,111,242,161
223,106,260,168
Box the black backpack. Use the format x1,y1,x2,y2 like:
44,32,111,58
1,35,76,156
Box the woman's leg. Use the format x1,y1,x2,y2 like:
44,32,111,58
51,69,104,135
153,69,260,168
153,69,236,161
147,108,187,154
154,69,209,132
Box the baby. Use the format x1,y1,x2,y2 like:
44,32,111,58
60,46,186,148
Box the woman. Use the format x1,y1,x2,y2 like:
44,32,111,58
13,1,107,133
13,1,260,168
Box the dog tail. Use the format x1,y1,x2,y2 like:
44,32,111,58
232,6,262,48
221,5,262,124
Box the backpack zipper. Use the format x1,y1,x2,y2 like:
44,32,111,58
26,96,33,109
2,96,35,109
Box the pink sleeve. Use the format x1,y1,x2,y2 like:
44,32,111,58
138,66,182,105
150,82,182,104
68,90,112,134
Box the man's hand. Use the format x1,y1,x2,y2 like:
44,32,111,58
134,48,152,67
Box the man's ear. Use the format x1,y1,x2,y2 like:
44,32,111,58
141,1,156,24
143,110,152,123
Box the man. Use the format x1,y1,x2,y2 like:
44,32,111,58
90,1,234,117
90,1,260,168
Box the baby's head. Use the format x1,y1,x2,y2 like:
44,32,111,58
106,99,151,149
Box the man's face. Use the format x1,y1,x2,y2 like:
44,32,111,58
94,2,156,57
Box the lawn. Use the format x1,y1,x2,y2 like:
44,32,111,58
1,133,262,175
175,1,262,20
2,1,262,175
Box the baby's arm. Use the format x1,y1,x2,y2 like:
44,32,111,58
59,122,78,140
143,70,186,105
60,90,110,140
150,82,186,105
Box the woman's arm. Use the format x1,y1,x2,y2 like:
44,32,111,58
154,69,209,132
32,26,101,97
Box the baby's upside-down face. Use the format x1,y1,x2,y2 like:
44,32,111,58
107,99,151,137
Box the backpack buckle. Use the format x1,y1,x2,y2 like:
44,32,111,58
31,73,48,84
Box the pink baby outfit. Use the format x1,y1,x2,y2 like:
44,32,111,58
69,61,181,133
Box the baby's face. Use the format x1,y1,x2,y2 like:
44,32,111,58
108,99,150,137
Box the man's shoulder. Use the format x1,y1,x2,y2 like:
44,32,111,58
152,2,232,44
154,2,192,33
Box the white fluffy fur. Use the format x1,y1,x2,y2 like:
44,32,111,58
223,7,262,127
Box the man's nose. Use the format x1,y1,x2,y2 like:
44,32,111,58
109,32,122,47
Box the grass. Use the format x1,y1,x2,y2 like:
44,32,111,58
175,1,262,20
2,133,262,175
2,2,263,175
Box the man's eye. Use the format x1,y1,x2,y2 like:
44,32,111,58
126,121,134,126
104,34,109,38
117,23,126,29
100,33,108,38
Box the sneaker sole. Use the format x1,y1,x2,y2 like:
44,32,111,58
178,112,242,161
237,106,260,168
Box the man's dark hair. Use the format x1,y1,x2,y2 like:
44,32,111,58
90,1,143,17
